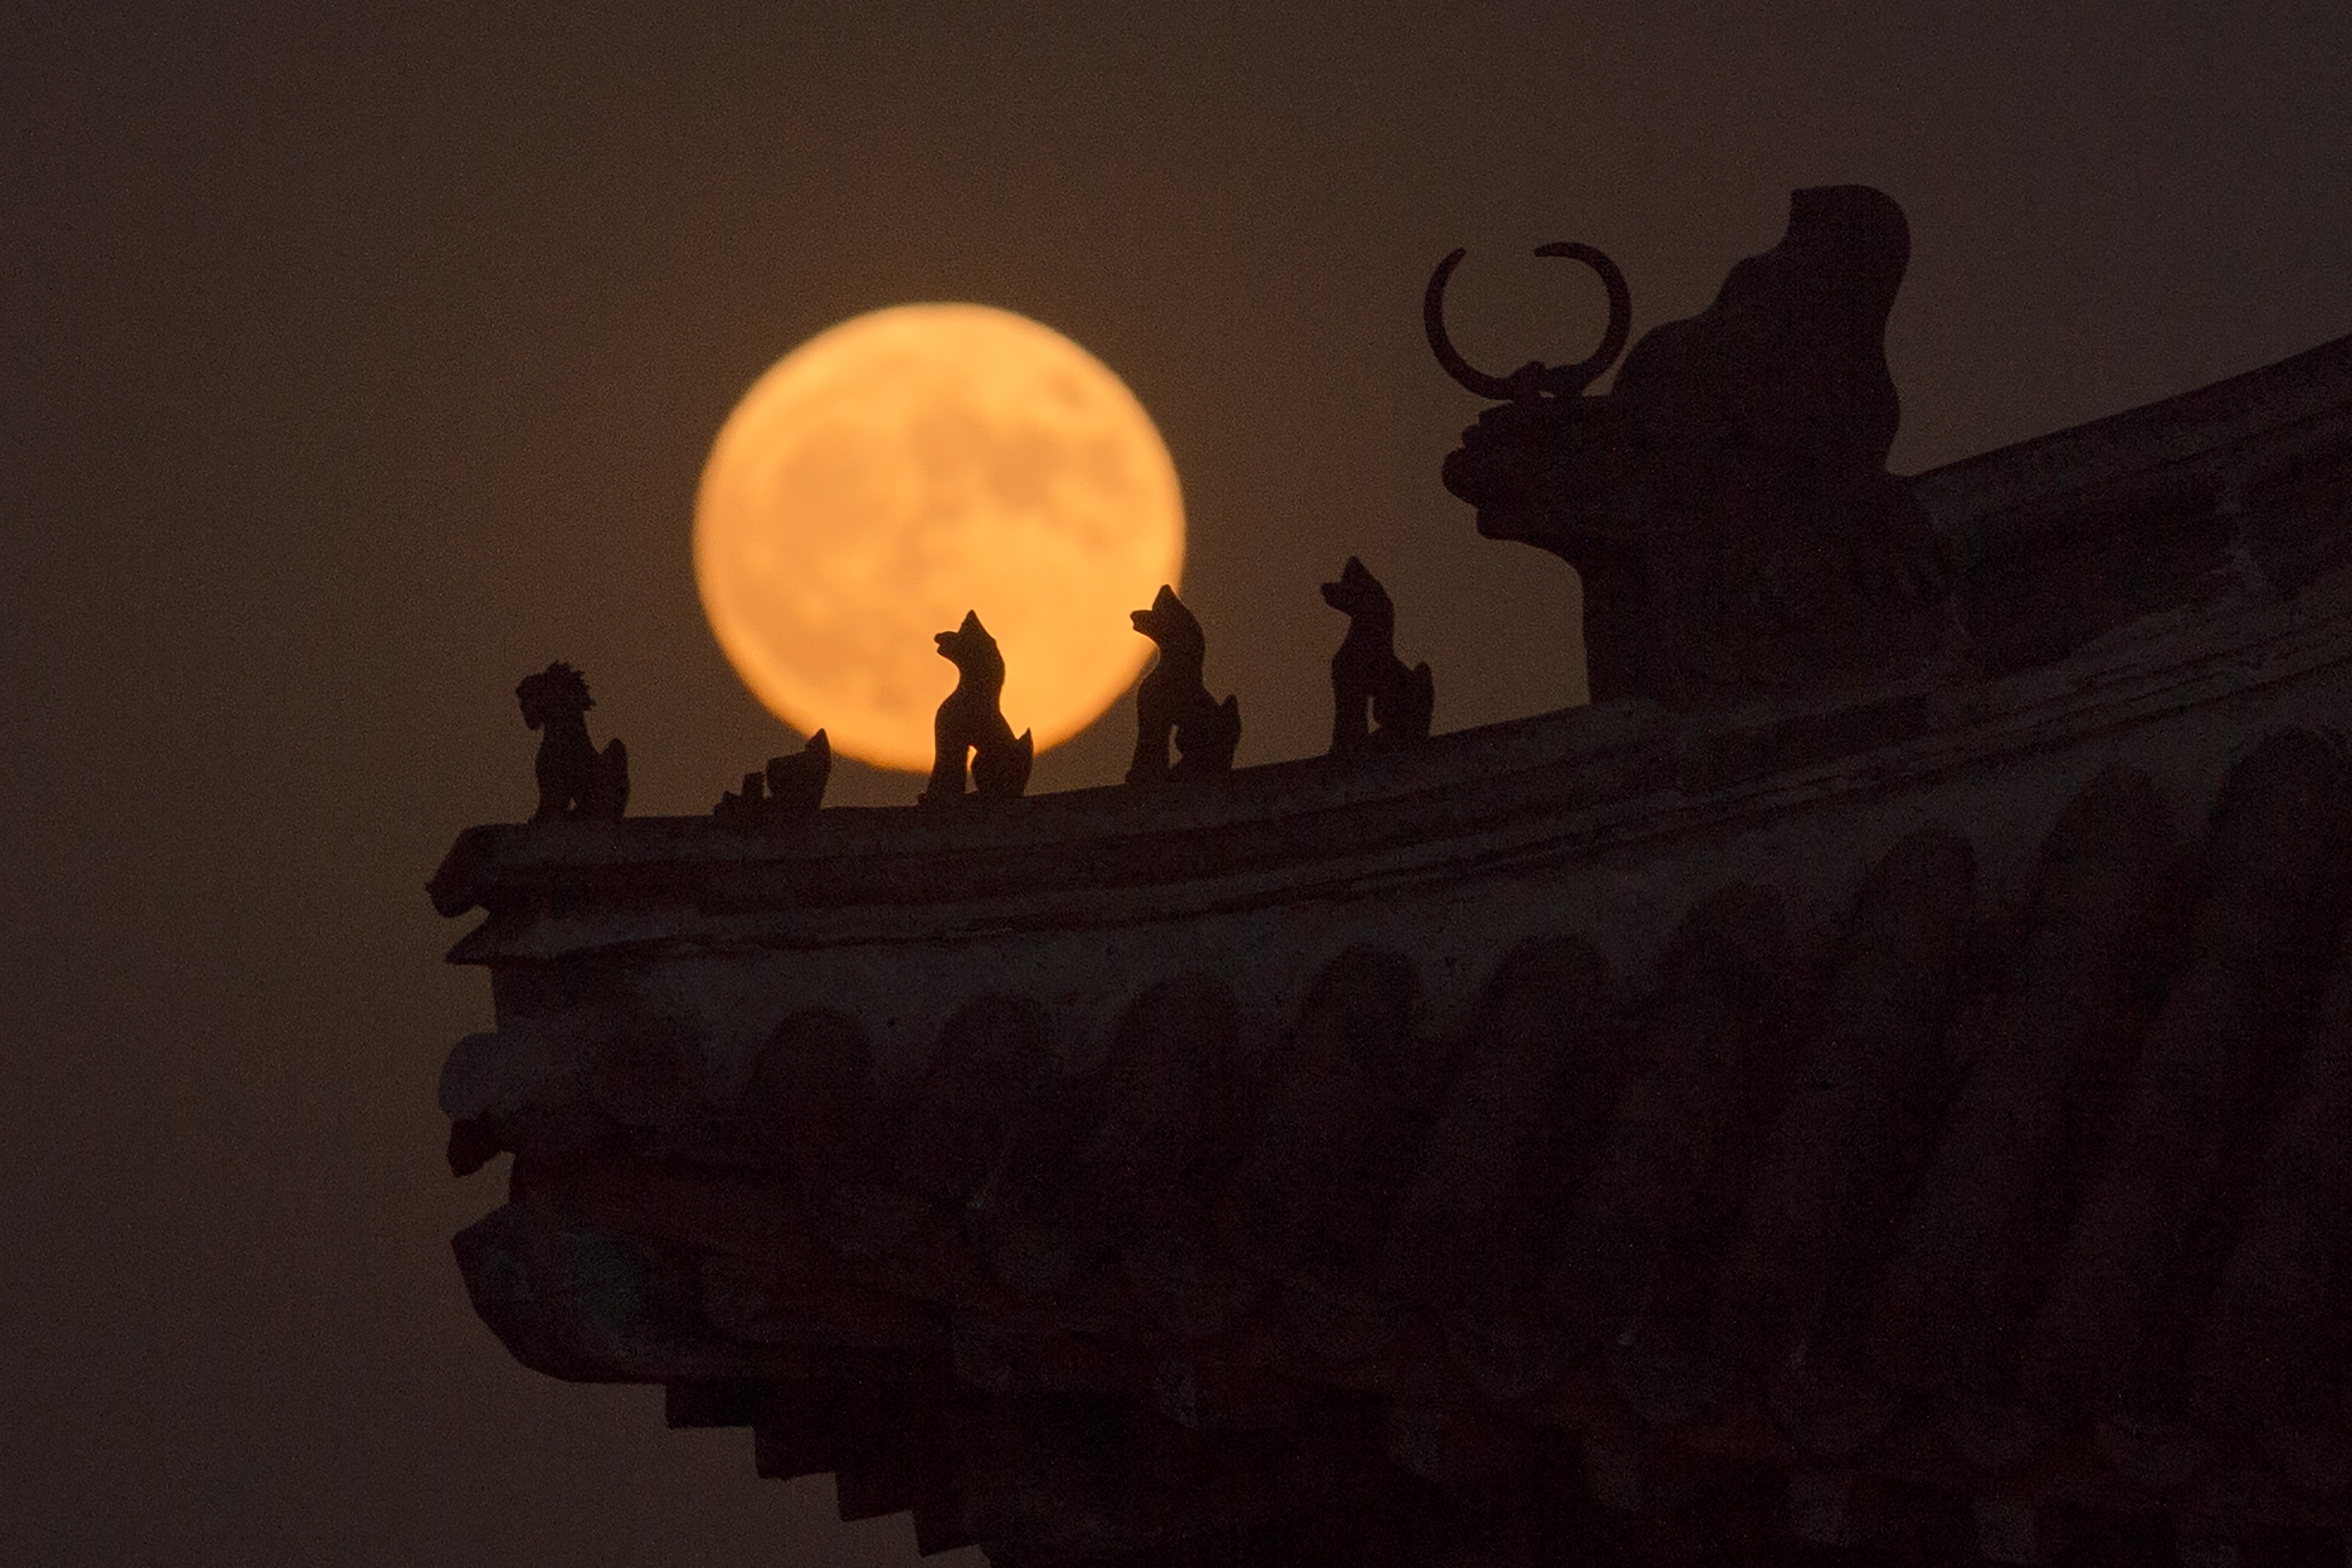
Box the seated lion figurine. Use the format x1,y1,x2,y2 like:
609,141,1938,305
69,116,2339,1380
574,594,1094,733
516,661,628,821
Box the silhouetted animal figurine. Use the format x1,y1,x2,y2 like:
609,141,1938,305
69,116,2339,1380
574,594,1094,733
1127,585,1241,785
1428,186,1960,707
1322,557,1434,753
921,612,1034,805
515,661,628,821
713,729,831,829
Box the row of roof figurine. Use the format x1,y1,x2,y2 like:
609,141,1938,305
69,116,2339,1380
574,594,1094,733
515,556,1435,829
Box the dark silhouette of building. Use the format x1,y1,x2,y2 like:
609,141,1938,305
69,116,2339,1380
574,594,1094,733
431,194,2352,1567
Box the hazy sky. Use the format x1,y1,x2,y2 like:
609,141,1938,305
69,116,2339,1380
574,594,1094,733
3,3,2346,1562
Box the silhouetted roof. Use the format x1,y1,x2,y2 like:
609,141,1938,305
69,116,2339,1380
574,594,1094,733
434,332,2352,1568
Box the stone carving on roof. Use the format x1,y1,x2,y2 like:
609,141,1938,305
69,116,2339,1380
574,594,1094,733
922,611,1034,806
1127,586,1241,785
1429,186,1964,707
713,730,832,828
1322,556,1434,753
514,660,629,820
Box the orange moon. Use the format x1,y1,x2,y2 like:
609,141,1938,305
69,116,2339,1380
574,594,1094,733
695,304,1185,773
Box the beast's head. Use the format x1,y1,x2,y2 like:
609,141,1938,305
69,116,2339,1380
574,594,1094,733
1130,584,1205,664
934,611,1007,690
1320,557,1394,629
1430,186,1915,576
516,661,594,730
1423,239,1636,564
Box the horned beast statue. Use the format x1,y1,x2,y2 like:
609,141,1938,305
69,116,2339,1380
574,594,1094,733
1427,186,1960,708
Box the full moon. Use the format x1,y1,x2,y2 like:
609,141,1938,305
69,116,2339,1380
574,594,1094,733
695,304,1185,773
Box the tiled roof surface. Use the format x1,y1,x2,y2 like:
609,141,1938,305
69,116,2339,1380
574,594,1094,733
437,330,2352,1564
454,728,2352,1567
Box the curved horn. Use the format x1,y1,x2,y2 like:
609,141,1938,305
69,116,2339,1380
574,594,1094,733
1531,241,1632,396
1424,249,1529,402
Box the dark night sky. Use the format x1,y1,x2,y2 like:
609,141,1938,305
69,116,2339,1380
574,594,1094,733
2,3,2346,1561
